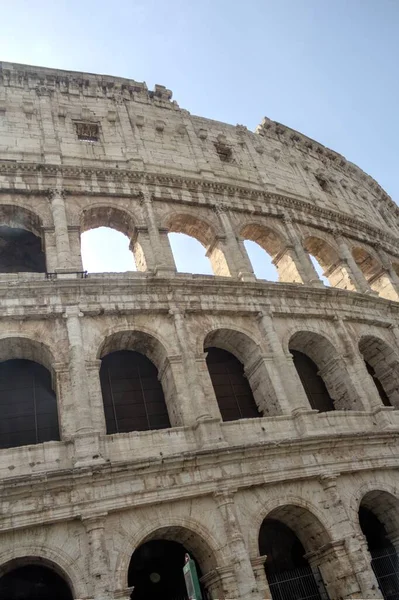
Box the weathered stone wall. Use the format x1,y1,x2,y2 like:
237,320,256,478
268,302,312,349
0,62,398,599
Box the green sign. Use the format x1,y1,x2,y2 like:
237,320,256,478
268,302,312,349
183,553,203,600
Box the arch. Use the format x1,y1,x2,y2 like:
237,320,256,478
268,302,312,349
240,223,301,283
80,205,143,272
115,520,221,594
352,245,398,300
359,335,399,408
166,212,230,276
0,335,56,374
97,330,178,428
358,490,399,597
0,561,73,600
289,330,362,411
203,328,281,417
0,547,88,599
258,504,331,600
0,204,45,273
304,235,354,290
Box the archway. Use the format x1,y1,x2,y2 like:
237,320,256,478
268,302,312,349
359,491,399,599
359,336,399,408
352,246,398,300
205,347,261,421
241,223,301,283
203,328,281,417
289,330,362,411
259,505,330,600
0,562,73,600
128,539,204,600
80,206,141,273
167,213,230,276
127,525,217,600
304,236,355,289
0,205,45,273
100,350,170,433
0,354,59,449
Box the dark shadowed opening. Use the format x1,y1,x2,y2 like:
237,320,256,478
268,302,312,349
128,539,204,600
365,361,392,407
0,359,59,449
0,226,46,273
100,350,171,434
259,519,325,600
0,565,73,600
291,350,335,412
205,347,261,421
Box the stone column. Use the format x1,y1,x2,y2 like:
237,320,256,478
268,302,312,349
256,310,316,434
82,513,112,600
129,226,155,271
375,245,399,300
214,205,255,281
250,556,272,599
214,491,263,600
139,189,176,275
86,359,107,435
64,306,103,464
200,565,238,599
48,188,71,271
335,235,373,293
169,309,225,447
282,215,323,286
319,475,383,598
36,85,61,164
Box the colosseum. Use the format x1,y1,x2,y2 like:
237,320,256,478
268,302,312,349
0,61,398,600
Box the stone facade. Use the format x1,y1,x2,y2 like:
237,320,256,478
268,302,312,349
0,61,398,599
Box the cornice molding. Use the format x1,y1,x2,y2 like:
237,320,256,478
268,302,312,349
0,161,398,255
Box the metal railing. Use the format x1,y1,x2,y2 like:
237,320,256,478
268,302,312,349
371,548,399,600
267,565,328,600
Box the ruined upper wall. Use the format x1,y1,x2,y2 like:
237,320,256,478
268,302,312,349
0,61,397,234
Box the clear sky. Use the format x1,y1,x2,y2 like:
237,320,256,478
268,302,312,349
1,0,398,278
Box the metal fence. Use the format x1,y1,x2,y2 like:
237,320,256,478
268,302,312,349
267,565,328,600
371,549,399,600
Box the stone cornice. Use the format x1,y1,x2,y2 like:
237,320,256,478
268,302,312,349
0,430,398,532
0,161,398,255
0,62,175,106
256,116,397,214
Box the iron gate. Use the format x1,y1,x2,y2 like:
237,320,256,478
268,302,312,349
371,549,399,600
267,565,328,600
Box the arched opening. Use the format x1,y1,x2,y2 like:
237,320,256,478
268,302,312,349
167,213,230,276
203,328,281,417
289,330,362,411
127,525,217,600
81,227,136,273
290,350,335,412
359,336,399,409
129,539,204,600
0,205,45,273
352,246,398,300
359,491,399,598
100,350,171,434
168,233,213,275
0,359,59,449
205,347,261,421
304,236,355,289
0,563,73,600
259,506,330,600
80,206,140,273
243,240,278,281
241,223,301,283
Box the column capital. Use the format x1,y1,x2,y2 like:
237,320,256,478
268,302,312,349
47,187,67,201
63,305,84,319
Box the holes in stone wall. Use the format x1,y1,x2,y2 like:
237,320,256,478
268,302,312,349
81,227,137,273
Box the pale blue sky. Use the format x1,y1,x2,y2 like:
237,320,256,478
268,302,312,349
1,0,398,278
